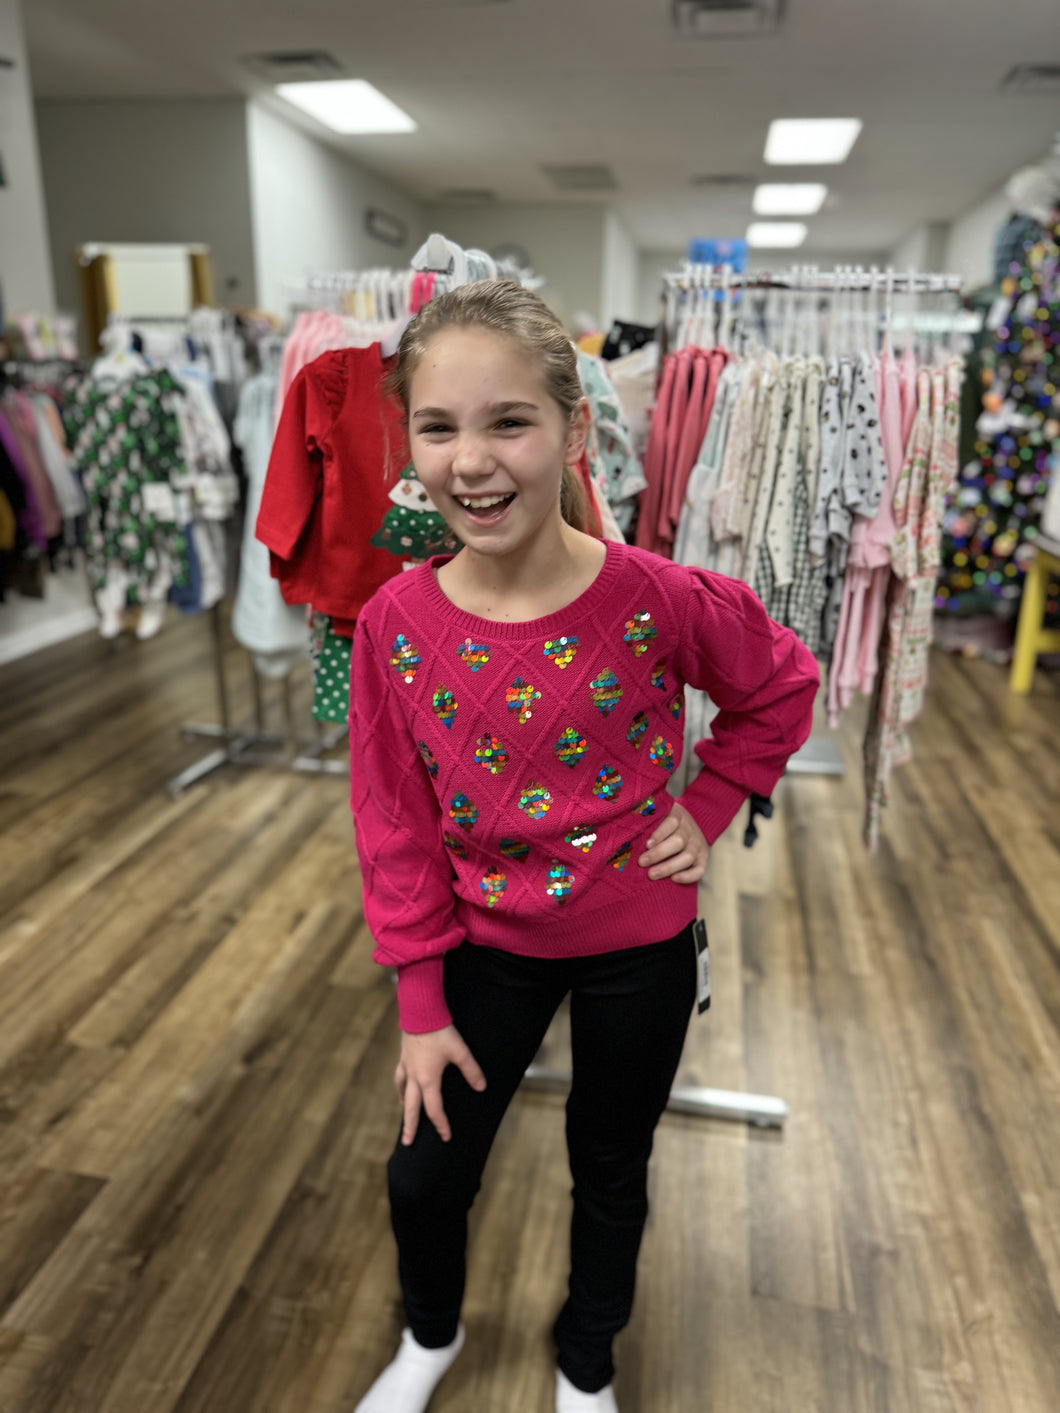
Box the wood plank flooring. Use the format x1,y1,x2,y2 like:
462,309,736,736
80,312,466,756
1,612,1058,1412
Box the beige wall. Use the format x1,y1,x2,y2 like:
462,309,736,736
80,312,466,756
0,0,55,314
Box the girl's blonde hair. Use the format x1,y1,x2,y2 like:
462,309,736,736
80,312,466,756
387,280,587,531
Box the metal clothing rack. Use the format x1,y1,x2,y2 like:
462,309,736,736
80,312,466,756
166,606,347,797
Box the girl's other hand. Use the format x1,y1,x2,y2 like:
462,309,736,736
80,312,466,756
395,1025,487,1146
637,801,710,885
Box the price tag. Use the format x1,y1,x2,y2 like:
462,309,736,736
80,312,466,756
693,918,710,1015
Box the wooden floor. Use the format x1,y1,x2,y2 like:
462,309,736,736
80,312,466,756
1,611,1058,1413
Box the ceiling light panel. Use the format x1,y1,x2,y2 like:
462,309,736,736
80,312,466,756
753,183,827,215
747,221,808,248
764,119,862,165
276,80,417,134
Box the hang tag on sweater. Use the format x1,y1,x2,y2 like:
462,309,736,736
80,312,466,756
693,918,710,1014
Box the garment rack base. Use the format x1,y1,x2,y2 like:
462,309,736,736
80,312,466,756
522,1064,788,1129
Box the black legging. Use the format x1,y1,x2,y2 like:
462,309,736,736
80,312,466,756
386,923,697,1394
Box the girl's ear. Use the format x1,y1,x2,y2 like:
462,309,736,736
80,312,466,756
565,397,591,465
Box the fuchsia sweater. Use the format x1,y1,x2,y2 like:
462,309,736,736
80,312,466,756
349,541,819,1032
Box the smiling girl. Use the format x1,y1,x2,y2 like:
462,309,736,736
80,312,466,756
349,281,818,1412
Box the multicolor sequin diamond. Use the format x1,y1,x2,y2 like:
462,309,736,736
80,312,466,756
432,684,457,729
607,841,633,872
632,795,657,817
518,780,552,820
443,831,468,859
649,735,676,774
474,735,508,775
668,692,684,721
594,765,623,800
506,677,541,724
479,868,507,909
389,634,421,684
650,659,668,690
546,859,574,902
590,669,623,715
500,838,530,862
544,635,578,669
624,611,658,657
627,712,649,748
449,793,478,831
416,740,439,778
458,638,491,672
553,726,587,769
565,826,597,854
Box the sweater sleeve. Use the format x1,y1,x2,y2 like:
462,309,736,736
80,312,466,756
671,568,819,845
349,612,465,1033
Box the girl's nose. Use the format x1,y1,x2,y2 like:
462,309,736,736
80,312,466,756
451,435,492,478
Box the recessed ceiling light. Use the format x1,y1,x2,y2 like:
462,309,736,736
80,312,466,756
753,183,828,215
764,119,862,165
747,222,808,249
276,79,417,134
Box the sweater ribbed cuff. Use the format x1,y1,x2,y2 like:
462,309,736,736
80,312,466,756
396,956,453,1034
678,773,750,847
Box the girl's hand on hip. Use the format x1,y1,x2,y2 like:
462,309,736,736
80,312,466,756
638,801,710,885
395,1024,487,1146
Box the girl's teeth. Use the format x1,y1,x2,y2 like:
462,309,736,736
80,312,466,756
461,495,509,508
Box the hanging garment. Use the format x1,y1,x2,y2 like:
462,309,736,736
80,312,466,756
62,369,193,608
256,345,409,628
577,350,647,531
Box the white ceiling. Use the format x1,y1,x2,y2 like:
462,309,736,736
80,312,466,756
22,0,1060,253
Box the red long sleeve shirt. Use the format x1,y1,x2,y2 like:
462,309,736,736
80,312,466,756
349,540,819,1033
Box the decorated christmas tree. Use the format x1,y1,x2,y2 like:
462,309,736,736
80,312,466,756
370,462,460,566
937,219,1060,627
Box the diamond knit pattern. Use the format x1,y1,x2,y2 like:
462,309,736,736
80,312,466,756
350,541,819,1032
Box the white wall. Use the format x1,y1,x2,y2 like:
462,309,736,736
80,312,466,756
890,222,949,275
600,210,638,330
248,103,425,318
423,202,607,331
943,186,1012,291
0,0,55,314
36,98,257,324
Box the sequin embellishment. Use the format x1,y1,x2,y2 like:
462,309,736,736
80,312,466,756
449,794,478,831
624,611,658,657
416,741,439,778
474,735,508,775
668,692,684,721
607,842,633,872
443,831,468,859
479,868,507,909
590,669,623,715
518,780,552,819
458,638,491,672
500,838,530,861
390,634,421,684
520,779,551,825
553,726,587,769
649,736,676,774
650,659,668,690
632,795,657,817
432,685,457,729
506,677,541,724
544,635,578,669
594,765,623,800
565,826,597,854
546,859,574,902
627,712,649,748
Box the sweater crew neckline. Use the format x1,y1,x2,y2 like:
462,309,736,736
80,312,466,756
417,538,621,641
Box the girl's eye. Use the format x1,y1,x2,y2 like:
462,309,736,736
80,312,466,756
496,418,527,431
419,424,451,435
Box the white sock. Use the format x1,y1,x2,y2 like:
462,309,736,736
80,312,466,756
355,1324,465,1413
556,1369,619,1412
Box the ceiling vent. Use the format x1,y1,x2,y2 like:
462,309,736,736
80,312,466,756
672,0,782,39
439,188,498,204
690,172,755,188
1000,63,1060,94
542,163,617,192
242,51,345,84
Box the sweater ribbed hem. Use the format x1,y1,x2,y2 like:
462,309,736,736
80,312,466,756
397,955,452,1034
